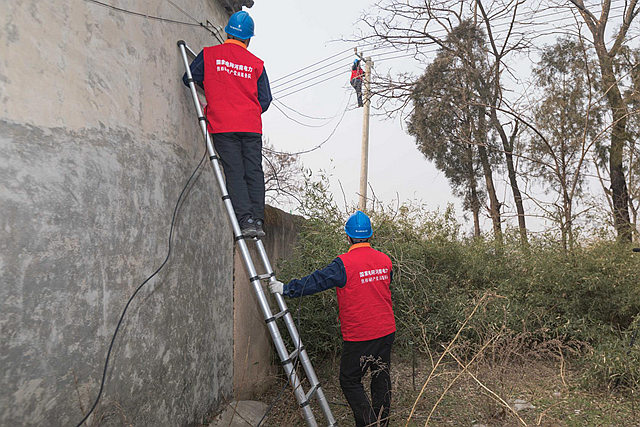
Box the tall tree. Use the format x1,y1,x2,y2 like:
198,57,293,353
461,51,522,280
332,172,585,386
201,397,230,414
358,0,530,243
531,37,604,250
408,22,500,238
566,0,639,242
620,46,640,241
474,0,528,245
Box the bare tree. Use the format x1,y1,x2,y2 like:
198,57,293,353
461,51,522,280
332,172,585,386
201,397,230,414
262,139,304,207
530,36,604,250
356,0,532,244
564,0,640,242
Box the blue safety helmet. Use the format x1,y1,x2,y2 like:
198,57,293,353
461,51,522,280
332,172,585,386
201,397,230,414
225,11,255,40
344,211,373,239
353,59,360,66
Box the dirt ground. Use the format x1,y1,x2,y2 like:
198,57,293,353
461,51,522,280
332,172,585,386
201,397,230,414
251,354,640,426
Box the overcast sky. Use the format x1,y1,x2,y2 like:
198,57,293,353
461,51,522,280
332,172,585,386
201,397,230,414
246,0,465,223
242,0,639,236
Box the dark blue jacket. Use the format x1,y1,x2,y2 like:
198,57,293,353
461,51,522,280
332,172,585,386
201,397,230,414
283,258,393,298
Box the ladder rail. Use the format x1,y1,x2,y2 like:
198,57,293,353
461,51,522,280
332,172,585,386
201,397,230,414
178,41,320,427
254,240,337,426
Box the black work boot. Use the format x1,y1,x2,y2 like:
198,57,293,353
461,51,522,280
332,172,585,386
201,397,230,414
239,217,258,238
255,219,266,239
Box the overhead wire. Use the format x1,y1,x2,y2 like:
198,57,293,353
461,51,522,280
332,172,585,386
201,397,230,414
270,40,386,84
271,45,395,90
273,99,336,121
272,3,632,100
271,102,335,128
264,92,353,156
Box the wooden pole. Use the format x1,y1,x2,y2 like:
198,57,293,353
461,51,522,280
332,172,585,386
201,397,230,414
358,57,372,211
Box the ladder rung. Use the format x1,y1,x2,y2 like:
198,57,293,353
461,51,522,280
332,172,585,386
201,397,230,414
258,273,274,281
281,345,303,365
265,308,289,324
305,383,320,401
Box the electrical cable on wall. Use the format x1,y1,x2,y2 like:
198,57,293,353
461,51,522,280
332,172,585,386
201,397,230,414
75,147,207,427
84,0,223,41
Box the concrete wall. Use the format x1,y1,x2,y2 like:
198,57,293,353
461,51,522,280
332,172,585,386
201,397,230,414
0,1,238,425
233,205,302,398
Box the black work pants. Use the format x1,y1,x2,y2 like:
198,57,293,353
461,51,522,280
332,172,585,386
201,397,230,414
351,78,363,107
340,332,394,426
212,132,264,223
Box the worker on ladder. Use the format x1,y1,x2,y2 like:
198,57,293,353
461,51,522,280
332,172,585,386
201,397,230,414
350,59,365,108
182,10,272,238
270,211,396,426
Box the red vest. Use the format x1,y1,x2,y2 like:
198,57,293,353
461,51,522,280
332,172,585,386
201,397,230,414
336,243,396,341
203,40,264,133
350,68,364,80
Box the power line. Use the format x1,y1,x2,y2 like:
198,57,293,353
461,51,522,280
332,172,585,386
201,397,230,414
271,102,334,128
270,40,386,84
275,69,348,99
272,49,399,96
273,5,632,100
270,47,390,90
273,99,337,120
274,51,420,99
264,93,353,156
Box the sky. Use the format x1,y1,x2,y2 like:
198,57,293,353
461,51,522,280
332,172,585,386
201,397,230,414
243,0,638,236
246,0,464,222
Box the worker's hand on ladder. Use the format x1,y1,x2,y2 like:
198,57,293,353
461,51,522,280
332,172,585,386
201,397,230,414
268,280,284,295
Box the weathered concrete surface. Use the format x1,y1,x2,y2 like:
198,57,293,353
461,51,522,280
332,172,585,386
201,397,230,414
0,0,239,425
233,206,302,399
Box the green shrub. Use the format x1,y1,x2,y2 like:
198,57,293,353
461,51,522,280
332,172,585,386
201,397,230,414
277,175,640,389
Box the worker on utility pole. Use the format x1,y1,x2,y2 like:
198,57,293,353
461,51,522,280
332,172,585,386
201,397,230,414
182,10,272,238
350,59,365,108
269,211,395,427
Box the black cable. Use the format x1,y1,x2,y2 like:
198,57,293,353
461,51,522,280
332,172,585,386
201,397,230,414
84,0,221,39
273,4,631,100
273,99,336,121
271,46,395,90
164,0,224,43
270,40,386,84
75,147,207,426
264,92,353,156
275,70,349,99
85,0,202,26
271,102,334,128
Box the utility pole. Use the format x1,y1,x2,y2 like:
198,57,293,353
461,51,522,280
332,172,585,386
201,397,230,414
355,48,372,212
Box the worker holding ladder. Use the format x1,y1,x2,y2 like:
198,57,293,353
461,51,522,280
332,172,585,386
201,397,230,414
270,211,396,426
182,10,272,238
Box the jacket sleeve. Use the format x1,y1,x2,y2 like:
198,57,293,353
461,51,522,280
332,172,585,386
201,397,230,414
282,258,347,298
183,50,205,90
257,67,272,113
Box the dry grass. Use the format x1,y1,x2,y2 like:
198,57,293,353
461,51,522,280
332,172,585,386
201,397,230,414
256,351,640,426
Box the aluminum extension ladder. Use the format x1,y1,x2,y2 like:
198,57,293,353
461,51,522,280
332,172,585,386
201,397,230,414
177,40,337,427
